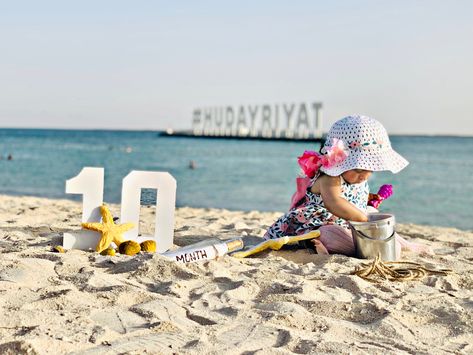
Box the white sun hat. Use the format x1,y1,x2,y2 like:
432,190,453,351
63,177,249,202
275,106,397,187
320,115,409,176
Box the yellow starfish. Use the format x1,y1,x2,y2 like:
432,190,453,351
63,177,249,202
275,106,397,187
81,205,135,253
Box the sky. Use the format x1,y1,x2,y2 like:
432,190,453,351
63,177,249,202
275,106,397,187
0,0,472,135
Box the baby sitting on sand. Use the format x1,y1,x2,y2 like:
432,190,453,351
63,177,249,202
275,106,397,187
264,115,429,257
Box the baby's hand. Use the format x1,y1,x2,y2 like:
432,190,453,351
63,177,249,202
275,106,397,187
368,193,380,201
368,193,383,208
368,185,393,209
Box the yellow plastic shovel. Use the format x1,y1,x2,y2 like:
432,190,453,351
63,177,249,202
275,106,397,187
232,230,320,258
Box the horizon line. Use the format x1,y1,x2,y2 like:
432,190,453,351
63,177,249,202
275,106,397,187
0,126,472,138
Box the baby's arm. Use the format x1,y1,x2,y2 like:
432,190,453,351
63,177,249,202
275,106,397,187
316,175,368,222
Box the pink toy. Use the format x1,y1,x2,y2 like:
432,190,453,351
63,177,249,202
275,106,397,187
368,184,393,208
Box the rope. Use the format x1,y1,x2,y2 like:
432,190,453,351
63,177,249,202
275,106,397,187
353,255,453,282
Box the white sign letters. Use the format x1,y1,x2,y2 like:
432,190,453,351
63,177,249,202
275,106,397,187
192,102,323,139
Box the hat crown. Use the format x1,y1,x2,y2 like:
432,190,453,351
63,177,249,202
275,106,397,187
324,115,390,152
319,115,408,176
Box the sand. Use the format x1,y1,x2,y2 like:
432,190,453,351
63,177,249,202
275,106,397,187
0,194,472,354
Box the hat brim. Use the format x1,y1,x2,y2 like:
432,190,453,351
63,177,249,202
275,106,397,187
320,148,409,176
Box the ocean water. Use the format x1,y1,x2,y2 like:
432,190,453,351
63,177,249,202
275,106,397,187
0,129,472,231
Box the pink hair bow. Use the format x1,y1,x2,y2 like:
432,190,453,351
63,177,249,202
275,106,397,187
297,150,323,178
297,138,349,178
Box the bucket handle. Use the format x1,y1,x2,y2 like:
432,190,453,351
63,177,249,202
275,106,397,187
350,225,396,241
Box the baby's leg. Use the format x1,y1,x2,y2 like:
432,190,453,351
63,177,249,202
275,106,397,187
313,225,356,256
313,227,433,258
395,232,433,256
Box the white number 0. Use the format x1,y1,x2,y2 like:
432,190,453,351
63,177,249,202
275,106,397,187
62,167,176,253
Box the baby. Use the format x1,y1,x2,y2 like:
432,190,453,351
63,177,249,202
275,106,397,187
265,115,427,256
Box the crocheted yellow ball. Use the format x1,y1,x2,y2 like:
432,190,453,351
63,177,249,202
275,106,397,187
118,240,141,256
140,240,156,253
100,247,116,256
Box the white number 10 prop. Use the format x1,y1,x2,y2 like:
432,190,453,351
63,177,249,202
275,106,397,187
63,167,176,253
65,167,104,223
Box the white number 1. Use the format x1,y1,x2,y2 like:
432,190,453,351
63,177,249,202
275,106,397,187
63,167,176,253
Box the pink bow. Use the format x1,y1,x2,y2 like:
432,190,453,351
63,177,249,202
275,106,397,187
297,138,348,178
291,139,349,210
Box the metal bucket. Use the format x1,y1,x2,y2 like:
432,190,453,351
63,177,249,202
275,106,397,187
350,213,398,261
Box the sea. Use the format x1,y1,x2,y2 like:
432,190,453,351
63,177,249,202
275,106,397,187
0,129,472,231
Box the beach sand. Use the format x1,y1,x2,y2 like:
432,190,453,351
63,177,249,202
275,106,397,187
0,194,472,354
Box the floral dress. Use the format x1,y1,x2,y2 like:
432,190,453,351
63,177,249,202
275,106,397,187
265,174,369,239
